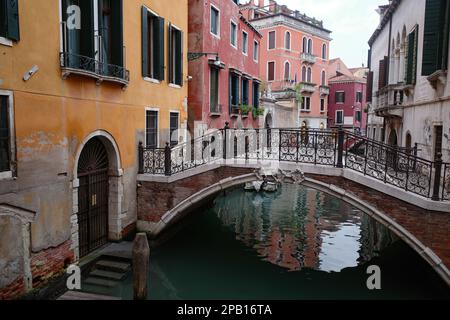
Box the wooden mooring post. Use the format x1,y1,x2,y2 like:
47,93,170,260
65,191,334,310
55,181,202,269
132,233,150,300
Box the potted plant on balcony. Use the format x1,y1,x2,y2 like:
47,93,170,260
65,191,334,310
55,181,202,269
252,106,265,120
239,104,251,118
294,84,303,104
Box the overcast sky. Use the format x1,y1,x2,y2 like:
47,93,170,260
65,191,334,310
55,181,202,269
272,0,388,68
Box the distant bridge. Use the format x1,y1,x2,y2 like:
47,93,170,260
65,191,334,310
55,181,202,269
136,126,450,286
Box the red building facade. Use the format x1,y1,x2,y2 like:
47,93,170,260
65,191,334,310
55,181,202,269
328,73,368,134
188,0,262,133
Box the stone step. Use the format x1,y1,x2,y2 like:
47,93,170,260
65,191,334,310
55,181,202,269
84,277,119,288
58,290,120,300
90,269,126,281
95,260,131,273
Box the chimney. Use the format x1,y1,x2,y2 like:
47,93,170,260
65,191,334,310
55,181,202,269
269,0,277,13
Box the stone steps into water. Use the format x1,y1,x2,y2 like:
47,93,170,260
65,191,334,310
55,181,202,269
90,269,126,281
95,260,131,273
84,277,120,288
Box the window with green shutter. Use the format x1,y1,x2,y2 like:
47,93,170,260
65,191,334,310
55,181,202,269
0,95,10,172
0,0,20,41
142,7,165,80
168,24,183,86
406,25,419,84
422,0,450,76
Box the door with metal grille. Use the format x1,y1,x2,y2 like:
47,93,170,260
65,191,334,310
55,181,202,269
77,138,109,257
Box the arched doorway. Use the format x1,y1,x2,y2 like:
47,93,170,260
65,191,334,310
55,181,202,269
388,128,398,147
77,137,110,257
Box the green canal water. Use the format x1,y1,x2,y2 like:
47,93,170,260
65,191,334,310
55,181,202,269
89,184,450,300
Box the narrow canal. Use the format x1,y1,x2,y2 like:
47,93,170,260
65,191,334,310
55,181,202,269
86,184,450,299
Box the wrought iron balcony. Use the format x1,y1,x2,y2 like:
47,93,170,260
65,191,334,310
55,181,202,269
299,82,316,93
60,52,130,87
301,52,317,64
320,85,330,96
210,104,222,116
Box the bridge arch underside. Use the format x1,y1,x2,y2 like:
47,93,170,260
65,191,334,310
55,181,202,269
141,172,450,286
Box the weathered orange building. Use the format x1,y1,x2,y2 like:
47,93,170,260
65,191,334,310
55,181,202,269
0,0,188,299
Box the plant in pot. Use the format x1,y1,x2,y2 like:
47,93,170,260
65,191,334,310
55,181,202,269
239,104,251,117
252,106,265,119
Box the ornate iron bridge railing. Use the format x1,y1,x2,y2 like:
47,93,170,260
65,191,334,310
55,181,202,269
138,126,450,202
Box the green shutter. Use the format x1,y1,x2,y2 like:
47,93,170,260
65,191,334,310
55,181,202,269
110,0,124,68
168,23,173,84
422,0,449,75
175,30,183,86
6,0,20,41
406,26,419,84
142,7,149,77
153,16,165,81
79,0,94,58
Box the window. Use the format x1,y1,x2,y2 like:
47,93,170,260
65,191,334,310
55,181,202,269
302,37,307,53
422,0,450,76
301,96,311,111
355,110,362,122
308,39,313,54
61,0,123,75
356,91,363,103
210,67,219,112
170,112,179,146
242,31,248,55
146,110,158,148
230,21,237,47
284,62,290,80
0,0,20,41
230,73,240,109
210,6,219,36
253,82,260,108
285,31,291,50
268,31,275,50
268,62,275,81
335,91,345,103
378,56,389,89
320,98,325,113
406,25,419,84
321,70,326,86
0,95,11,173
142,7,165,80
307,67,312,83
168,24,183,86
302,66,306,82
336,110,344,124
322,43,327,60
241,78,249,105
253,41,259,61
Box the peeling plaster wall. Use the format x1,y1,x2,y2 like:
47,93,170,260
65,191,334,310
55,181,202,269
0,216,24,288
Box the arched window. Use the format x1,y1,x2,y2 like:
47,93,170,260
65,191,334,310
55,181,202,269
307,39,313,54
284,61,290,80
321,70,326,86
302,66,307,82
285,31,291,50
307,67,312,83
322,43,327,60
302,37,307,53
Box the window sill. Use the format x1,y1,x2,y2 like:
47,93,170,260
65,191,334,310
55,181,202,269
144,77,161,84
169,83,182,89
0,171,13,180
0,37,13,47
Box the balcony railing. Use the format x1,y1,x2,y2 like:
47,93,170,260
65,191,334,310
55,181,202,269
374,85,406,118
301,52,317,64
138,126,450,202
60,52,130,87
320,85,330,96
299,82,316,93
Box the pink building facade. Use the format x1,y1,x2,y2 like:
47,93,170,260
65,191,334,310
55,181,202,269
188,0,262,133
328,74,368,134
241,0,332,129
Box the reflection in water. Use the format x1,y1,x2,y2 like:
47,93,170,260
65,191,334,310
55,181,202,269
81,184,449,300
216,184,396,273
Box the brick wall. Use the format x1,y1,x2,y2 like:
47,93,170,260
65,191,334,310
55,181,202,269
30,240,74,290
138,167,253,222
0,277,25,300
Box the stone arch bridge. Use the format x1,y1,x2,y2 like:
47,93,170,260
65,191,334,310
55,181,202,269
136,127,450,285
